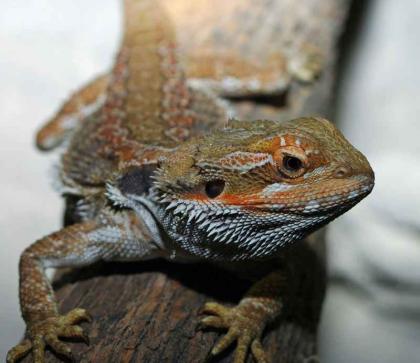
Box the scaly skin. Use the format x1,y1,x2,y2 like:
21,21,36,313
7,1,374,362
36,74,109,151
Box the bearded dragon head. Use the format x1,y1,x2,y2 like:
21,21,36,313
112,117,374,261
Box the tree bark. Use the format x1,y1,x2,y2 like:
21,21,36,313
42,234,323,363
25,0,352,362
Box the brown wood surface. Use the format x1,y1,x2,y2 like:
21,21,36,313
21,0,352,362
35,234,325,363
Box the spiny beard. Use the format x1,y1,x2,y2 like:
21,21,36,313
154,196,334,261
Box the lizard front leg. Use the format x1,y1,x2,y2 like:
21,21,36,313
200,269,285,363
36,73,109,151
7,213,157,363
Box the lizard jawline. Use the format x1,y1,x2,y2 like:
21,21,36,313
156,200,334,261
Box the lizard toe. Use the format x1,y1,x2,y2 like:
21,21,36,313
202,302,230,316
251,340,269,363
8,308,91,363
199,315,224,329
32,337,46,363
6,339,32,363
44,334,74,361
63,307,92,324
60,324,90,345
200,301,270,363
212,327,239,355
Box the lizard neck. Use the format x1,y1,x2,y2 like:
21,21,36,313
106,185,199,261
148,192,336,262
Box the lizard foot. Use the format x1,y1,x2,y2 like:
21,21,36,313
200,301,269,363
7,308,91,363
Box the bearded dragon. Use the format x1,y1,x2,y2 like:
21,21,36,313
7,1,374,362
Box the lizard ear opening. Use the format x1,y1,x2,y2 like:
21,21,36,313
205,180,225,199
118,164,157,196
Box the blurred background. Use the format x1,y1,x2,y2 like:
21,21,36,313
0,0,419,362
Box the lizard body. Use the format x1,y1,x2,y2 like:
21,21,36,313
8,1,374,362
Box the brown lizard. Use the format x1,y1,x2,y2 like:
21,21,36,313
7,1,374,362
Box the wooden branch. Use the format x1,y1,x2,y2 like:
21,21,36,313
22,0,351,361
35,234,325,363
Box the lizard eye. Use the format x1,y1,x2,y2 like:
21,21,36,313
283,155,303,172
205,180,225,198
278,154,306,178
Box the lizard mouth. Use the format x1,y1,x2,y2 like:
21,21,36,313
218,174,374,216
279,175,375,216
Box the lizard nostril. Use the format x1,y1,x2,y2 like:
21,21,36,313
335,167,349,178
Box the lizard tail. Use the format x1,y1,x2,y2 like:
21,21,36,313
101,0,195,147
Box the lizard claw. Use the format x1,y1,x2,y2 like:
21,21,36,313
200,302,269,363
6,308,91,363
